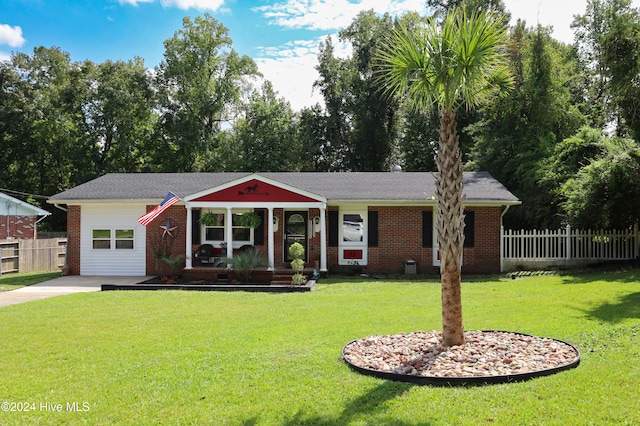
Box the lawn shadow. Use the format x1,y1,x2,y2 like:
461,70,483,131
282,380,428,425
558,263,640,285
581,291,640,324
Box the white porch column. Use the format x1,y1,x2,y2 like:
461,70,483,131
185,204,193,269
267,207,274,270
226,207,233,258
319,205,327,272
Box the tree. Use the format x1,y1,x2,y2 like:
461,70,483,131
376,7,512,346
228,82,300,171
572,0,640,134
469,23,586,229
312,11,400,171
155,14,259,172
82,58,156,174
537,126,608,225
600,1,640,140
0,47,93,196
561,137,640,228
427,0,511,19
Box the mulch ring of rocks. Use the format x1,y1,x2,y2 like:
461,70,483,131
342,330,580,386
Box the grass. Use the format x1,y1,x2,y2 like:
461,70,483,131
0,269,638,425
0,271,61,292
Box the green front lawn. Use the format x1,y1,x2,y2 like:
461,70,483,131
0,271,61,292
0,270,638,425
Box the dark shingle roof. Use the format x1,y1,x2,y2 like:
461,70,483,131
48,172,519,204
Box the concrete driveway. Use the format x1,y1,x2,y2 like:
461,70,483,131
0,276,150,308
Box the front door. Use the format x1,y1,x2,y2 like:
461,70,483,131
284,211,308,261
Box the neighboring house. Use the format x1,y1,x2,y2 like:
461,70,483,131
47,172,520,276
0,192,51,240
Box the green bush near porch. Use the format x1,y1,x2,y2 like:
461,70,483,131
0,270,638,425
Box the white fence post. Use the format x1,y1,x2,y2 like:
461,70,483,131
565,224,571,261
502,224,639,270
500,225,505,272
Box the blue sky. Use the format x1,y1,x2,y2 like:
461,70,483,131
2,0,637,111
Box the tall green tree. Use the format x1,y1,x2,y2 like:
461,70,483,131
0,47,93,196
312,11,400,171
561,137,640,228
600,1,640,140
469,23,586,228
297,105,332,171
227,82,299,172
376,8,512,346
82,58,156,173
537,126,608,225
427,0,511,19
339,10,399,171
572,0,640,134
155,14,259,172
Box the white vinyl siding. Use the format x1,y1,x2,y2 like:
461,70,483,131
80,204,146,276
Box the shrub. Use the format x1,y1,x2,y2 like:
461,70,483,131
289,242,307,285
222,248,269,283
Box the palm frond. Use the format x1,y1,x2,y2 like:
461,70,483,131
374,6,513,113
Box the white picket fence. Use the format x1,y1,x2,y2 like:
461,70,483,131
501,225,639,271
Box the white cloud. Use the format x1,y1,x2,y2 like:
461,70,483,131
256,54,322,111
504,0,640,44
253,0,424,111
0,24,26,48
255,36,352,111
160,0,225,10
254,0,426,30
0,51,11,63
117,0,225,11
116,0,155,6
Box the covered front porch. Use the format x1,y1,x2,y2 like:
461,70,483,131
182,265,319,285
183,174,328,272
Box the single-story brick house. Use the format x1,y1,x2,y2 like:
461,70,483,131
1,192,51,240
47,172,520,276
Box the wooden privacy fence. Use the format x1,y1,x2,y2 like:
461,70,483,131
502,225,639,270
0,238,67,275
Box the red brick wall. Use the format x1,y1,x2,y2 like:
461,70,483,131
0,215,38,239
326,205,502,275
461,207,502,274
145,205,187,276
66,206,81,275
367,206,433,274
66,204,503,276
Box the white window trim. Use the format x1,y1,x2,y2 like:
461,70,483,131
92,228,135,250
338,210,367,265
201,209,254,248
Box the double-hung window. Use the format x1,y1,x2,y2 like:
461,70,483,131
92,229,134,250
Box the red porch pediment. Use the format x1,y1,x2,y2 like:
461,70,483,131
189,176,323,203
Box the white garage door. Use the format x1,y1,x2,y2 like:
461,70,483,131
80,204,147,276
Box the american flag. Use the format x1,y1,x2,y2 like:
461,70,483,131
137,192,180,226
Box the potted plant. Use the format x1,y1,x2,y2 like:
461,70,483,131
289,242,307,285
199,212,223,226
236,211,262,228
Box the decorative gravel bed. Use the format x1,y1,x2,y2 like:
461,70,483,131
343,330,580,385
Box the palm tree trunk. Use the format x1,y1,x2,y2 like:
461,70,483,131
435,109,465,347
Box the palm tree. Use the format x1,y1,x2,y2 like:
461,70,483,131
376,8,512,346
